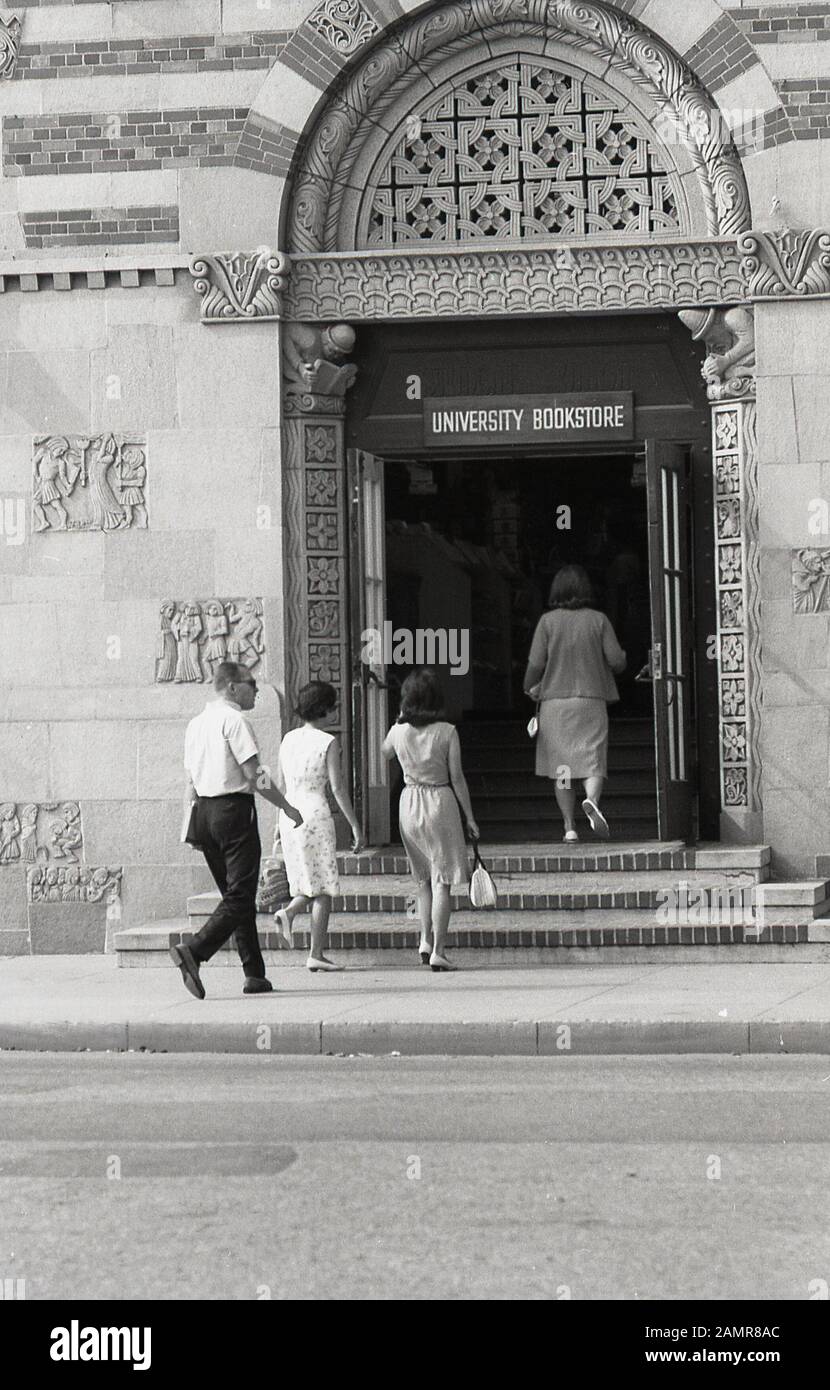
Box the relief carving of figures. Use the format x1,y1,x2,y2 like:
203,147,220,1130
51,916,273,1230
156,600,265,683
0,15,21,81
0,803,21,863
0,802,83,865
32,435,147,533
28,864,121,905
283,324,358,399
678,307,755,402
792,548,830,614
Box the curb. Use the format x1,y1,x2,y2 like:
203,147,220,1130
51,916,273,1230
3,1019,830,1055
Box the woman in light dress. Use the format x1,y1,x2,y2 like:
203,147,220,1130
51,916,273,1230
382,668,478,973
524,564,626,843
273,681,364,972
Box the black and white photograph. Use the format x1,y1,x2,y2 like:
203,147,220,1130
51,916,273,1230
0,0,828,1362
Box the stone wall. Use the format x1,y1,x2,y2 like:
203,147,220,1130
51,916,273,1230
756,300,830,877
0,283,285,951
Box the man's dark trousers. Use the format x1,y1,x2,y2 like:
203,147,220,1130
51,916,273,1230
187,792,265,979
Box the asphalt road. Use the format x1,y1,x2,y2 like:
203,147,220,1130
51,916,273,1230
1,1053,829,1301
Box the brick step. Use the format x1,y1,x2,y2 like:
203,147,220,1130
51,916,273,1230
474,793,658,818
466,751,657,772
459,725,655,750
474,818,660,842
188,875,825,924
468,770,657,795
115,914,818,967
335,841,689,875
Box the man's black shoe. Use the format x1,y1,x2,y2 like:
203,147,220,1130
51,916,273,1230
243,977,274,994
169,942,205,1000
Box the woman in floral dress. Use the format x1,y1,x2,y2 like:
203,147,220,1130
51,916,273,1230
273,681,364,972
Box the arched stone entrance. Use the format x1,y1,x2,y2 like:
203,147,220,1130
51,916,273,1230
275,0,761,844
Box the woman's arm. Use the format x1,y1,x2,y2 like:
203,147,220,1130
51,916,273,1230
523,616,548,695
601,614,627,673
327,740,365,852
381,725,398,761
448,729,479,840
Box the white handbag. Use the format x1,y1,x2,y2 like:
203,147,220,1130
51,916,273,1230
527,683,540,738
469,843,498,909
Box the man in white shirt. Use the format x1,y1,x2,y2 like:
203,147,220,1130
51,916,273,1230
171,661,302,999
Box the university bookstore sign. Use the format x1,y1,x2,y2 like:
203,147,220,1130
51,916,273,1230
422,392,634,447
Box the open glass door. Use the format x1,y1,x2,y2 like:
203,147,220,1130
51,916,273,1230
645,440,694,841
347,448,390,845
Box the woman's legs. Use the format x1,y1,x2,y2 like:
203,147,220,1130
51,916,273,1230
283,893,309,924
431,883,452,958
583,775,604,805
309,893,332,961
416,882,433,947
555,784,577,831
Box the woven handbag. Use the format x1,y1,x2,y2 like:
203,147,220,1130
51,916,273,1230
469,842,498,910
256,857,290,914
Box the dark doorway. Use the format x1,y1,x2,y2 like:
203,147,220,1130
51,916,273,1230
383,449,659,843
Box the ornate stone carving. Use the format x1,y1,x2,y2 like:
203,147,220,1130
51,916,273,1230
288,0,751,253
189,251,289,323
0,802,83,866
711,402,761,817
307,0,378,54
677,307,755,402
739,229,830,298
0,15,21,81
283,323,358,398
28,864,121,905
286,242,747,322
365,59,681,245
156,599,264,683
32,435,147,532
791,549,830,614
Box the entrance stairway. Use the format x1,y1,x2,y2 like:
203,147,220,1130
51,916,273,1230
115,841,830,967
459,715,658,842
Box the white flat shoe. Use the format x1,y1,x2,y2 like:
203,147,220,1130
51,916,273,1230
418,938,433,965
274,908,293,949
582,797,610,839
563,830,579,843
306,956,343,972
429,952,458,973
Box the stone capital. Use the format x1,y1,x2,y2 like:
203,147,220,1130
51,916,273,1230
188,250,290,322
739,228,830,299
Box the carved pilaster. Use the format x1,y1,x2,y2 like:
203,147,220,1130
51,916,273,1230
679,308,762,840
282,324,356,765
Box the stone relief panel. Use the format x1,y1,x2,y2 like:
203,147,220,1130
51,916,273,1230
27,864,122,905
32,435,147,533
156,599,265,683
0,802,82,866
0,15,21,81
792,549,830,614
189,250,289,322
307,0,378,56
739,229,830,298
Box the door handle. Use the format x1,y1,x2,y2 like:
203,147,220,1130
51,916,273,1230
635,643,663,683
365,668,388,689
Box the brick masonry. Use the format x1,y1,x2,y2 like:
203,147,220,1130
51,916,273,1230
682,12,761,92
3,108,249,177
728,4,830,44
733,105,794,153
20,204,179,249
13,31,290,81
234,112,300,178
775,77,830,135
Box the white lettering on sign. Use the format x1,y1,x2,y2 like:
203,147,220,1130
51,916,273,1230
431,408,525,434
532,404,624,430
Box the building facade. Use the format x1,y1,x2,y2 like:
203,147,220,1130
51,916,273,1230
1,0,829,952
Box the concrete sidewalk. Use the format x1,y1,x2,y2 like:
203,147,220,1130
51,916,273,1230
2,957,830,1055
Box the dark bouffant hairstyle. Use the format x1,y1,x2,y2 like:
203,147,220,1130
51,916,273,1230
548,564,594,610
295,680,337,721
397,667,446,728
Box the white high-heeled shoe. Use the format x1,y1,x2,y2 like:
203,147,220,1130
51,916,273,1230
273,908,293,949
429,951,458,973
306,956,344,972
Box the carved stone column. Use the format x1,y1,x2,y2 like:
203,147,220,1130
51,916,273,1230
679,307,762,843
281,324,358,762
